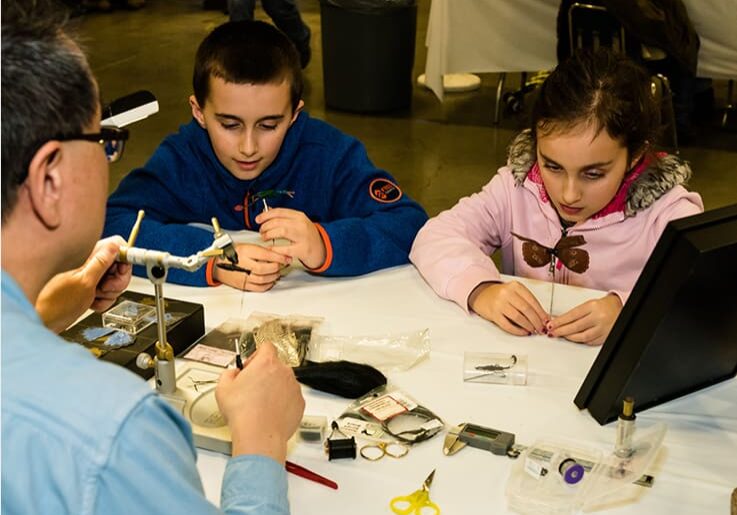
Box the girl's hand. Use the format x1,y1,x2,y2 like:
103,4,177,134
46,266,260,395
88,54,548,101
548,294,623,345
213,243,291,292
469,281,549,336
255,207,327,270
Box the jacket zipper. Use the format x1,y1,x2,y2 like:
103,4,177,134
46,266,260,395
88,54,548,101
551,226,568,284
243,191,252,229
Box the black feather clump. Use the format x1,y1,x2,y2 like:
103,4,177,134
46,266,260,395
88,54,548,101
293,360,387,398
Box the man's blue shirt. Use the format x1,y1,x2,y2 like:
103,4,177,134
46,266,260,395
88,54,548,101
1,271,289,514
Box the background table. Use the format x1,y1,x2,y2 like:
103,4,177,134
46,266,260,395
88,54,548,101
129,264,736,514
424,0,737,101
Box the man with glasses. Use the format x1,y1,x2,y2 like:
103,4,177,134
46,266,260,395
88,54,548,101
57,126,130,163
1,2,304,514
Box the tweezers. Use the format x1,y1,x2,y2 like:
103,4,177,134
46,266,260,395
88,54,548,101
285,460,338,490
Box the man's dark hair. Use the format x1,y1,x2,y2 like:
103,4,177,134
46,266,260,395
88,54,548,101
531,49,661,161
193,20,303,112
1,0,99,221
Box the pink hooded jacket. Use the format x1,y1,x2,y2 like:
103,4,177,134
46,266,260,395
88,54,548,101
410,130,704,311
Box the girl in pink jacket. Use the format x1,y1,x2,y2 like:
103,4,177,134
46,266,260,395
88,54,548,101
410,50,703,345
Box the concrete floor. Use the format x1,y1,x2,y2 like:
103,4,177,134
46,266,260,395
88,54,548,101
75,0,737,217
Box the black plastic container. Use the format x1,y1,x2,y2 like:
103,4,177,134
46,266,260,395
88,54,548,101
320,0,417,112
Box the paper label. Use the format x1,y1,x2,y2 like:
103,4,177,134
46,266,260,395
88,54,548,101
339,418,370,436
361,394,409,421
389,392,418,411
183,345,235,367
524,457,548,479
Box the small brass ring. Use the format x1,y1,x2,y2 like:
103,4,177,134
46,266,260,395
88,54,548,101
359,444,384,461
384,443,409,459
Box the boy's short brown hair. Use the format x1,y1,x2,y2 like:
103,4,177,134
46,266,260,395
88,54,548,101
193,20,303,112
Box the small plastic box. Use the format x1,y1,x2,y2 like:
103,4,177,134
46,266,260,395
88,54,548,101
102,300,156,335
299,415,327,444
463,352,528,385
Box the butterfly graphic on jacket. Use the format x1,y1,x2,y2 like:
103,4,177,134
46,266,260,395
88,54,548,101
511,232,590,273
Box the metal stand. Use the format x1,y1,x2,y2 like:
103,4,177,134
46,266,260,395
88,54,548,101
123,210,239,394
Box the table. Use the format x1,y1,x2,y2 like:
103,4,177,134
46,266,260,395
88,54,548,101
128,264,736,514
424,0,737,101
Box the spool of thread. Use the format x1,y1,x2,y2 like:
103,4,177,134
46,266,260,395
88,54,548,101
559,458,585,485
325,436,357,460
324,421,357,460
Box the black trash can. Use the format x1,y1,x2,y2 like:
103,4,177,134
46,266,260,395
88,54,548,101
320,0,417,113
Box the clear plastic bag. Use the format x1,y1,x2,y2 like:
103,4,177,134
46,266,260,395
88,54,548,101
337,385,444,445
308,329,430,372
238,312,323,367
506,423,666,514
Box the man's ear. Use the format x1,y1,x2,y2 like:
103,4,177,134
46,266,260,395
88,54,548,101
189,95,207,128
25,140,64,230
289,99,305,125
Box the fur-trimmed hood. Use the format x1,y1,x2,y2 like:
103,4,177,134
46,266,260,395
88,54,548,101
506,129,693,217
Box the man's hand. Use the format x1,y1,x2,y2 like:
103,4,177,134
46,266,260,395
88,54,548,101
469,281,549,336
255,208,326,270
36,236,132,333
212,243,291,292
216,342,305,463
548,293,623,345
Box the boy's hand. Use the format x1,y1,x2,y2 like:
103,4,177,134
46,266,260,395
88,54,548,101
255,208,327,270
547,294,622,345
468,281,548,336
213,243,291,292
36,236,132,333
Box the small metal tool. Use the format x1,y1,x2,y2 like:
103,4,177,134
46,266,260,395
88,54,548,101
189,377,218,392
548,259,556,316
233,337,243,370
261,199,276,247
215,262,251,274
443,423,515,456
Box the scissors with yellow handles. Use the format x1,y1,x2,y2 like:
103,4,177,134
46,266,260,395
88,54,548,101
390,469,440,515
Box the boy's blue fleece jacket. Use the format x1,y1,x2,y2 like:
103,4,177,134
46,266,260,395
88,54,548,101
104,112,428,286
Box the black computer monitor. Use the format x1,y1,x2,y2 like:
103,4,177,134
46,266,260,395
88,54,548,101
574,203,737,424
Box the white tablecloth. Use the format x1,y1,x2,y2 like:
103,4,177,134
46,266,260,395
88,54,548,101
128,264,736,514
424,0,737,100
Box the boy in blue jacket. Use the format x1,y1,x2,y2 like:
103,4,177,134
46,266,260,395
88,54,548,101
104,20,428,291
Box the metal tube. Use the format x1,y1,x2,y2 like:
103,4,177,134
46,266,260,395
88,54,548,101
154,282,167,355
615,397,636,457
155,357,176,395
153,280,176,394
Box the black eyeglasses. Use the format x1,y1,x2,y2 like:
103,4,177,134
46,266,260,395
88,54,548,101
57,126,129,163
